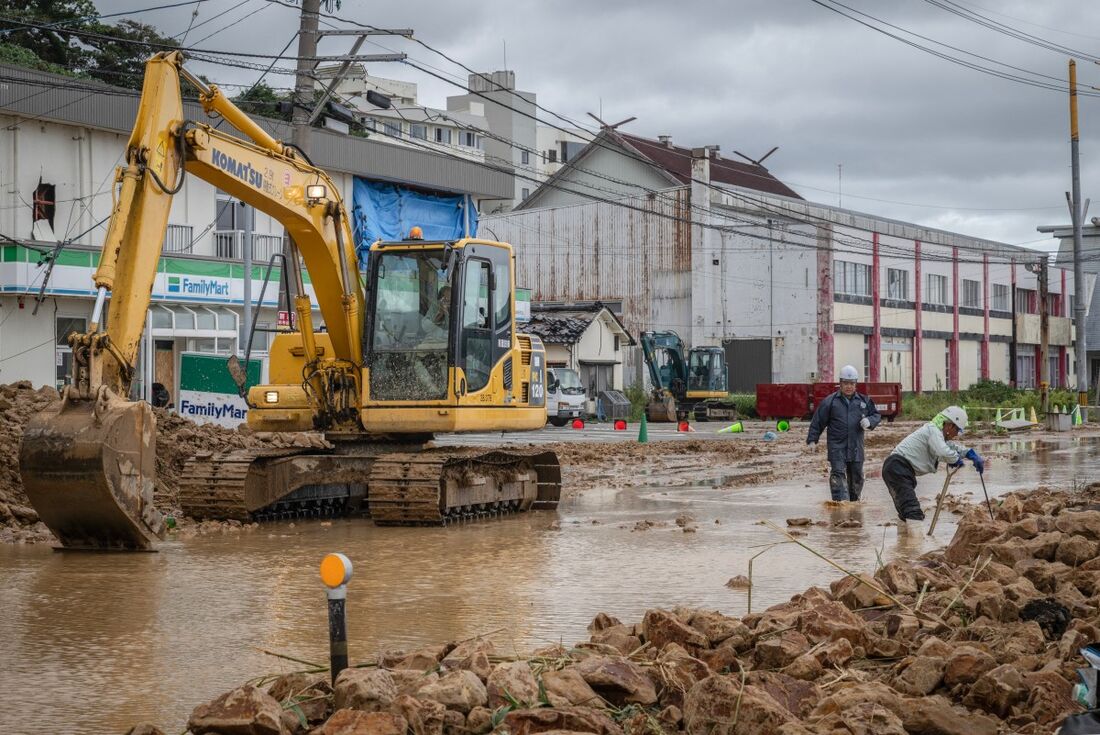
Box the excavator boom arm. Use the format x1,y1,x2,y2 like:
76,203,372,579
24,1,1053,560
91,51,361,395
18,51,363,550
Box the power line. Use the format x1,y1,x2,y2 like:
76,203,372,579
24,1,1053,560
805,0,1099,95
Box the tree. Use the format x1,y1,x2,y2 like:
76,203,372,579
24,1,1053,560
0,0,96,66
0,0,177,89
233,83,293,121
82,19,177,88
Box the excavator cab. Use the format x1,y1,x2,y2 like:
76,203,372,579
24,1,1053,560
357,237,547,434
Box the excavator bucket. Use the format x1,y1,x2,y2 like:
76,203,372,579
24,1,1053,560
19,389,164,550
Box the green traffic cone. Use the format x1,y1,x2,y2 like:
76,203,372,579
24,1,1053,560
638,413,649,443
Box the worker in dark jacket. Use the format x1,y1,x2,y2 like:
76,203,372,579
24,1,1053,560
806,365,882,501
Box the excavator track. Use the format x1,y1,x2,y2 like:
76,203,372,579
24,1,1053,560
369,448,561,525
178,447,310,521
177,445,561,526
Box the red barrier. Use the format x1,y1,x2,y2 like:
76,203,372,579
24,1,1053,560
756,383,902,421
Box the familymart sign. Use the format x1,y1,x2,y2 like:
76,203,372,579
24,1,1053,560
178,352,260,428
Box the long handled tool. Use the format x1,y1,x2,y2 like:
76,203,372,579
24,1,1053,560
978,472,995,522
927,465,959,536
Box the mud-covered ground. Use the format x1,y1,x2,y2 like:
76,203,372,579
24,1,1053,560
2,379,1096,544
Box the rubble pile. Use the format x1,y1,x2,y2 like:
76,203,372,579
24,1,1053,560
0,382,61,542
139,485,1100,735
0,381,308,543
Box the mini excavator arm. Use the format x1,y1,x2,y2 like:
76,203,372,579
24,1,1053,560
19,51,363,549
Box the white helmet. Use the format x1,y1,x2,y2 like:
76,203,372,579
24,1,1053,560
839,365,860,382
939,405,969,432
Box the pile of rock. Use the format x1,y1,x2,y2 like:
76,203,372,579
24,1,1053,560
0,381,315,543
0,382,63,542
136,484,1100,735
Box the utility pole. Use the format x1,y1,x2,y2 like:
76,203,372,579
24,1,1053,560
1036,257,1050,414
277,0,322,327
1070,60,1089,410
240,201,253,349
292,0,321,156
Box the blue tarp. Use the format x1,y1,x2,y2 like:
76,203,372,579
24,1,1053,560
351,177,476,261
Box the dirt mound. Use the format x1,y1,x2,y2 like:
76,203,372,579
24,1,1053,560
0,382,306,543
160,482,1100,735
0,382,62,542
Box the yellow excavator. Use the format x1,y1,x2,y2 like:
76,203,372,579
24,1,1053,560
18,52,560,550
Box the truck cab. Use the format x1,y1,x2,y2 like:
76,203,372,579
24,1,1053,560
546,367,586,426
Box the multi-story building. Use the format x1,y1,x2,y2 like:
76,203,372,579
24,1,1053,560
0,62,511,403
485,128,1078,392
448,71,537,213
313,64,488,162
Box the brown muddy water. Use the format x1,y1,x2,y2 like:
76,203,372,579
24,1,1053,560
0,433,1096,734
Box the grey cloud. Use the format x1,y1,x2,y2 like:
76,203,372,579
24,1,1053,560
89,0,1100,248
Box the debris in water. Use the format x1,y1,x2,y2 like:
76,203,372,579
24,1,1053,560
725,574,751,589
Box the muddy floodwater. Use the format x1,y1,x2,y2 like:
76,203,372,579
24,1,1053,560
1,432,1097,734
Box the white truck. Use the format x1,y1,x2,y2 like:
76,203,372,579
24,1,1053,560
546,367,587,426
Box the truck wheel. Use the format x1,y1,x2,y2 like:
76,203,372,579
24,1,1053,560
549,417,568,427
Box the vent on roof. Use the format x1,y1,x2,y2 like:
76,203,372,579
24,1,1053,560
658,135,672,147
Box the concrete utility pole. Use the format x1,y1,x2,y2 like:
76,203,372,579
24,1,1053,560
240,201,253,347
292,0,321,156
1069,60,1089,408
1038,257,1050,414
277,0,322,326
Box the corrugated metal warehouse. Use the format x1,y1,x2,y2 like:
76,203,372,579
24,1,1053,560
485,129,1079,393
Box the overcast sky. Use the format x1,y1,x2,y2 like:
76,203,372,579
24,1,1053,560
95,0,1100,251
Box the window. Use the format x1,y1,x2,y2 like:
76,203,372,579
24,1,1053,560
521,150,530,165
547,149,557,163
583,363,614,400
992,284,1009,311
1016,344,1036,388
369,251,450,401
460,131,477,147
55,316,86,390
561,141,585,162
834,260,871,296
435,127,452,144
461,259,492,392
33,181,56,227
410,124,427,140
1016,288,1038,314
1048,293,1062,317
364,118,377,131
962,279,981,308
383,121,401,138
521,188,530,200
886,268,908,300
863,334,871,382
926,274,949,305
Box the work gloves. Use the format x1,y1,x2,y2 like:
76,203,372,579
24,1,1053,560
860,417,871,429
950,458,965,469
965,448,985,475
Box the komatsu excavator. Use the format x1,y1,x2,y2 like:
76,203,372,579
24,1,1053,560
18,52,560,550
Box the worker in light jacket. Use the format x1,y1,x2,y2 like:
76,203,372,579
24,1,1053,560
882,406,985,522
806,365,881,501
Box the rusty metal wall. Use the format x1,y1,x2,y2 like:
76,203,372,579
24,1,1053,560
483,188,692,385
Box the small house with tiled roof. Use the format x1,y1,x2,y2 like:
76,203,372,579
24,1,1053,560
524,301,635,402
